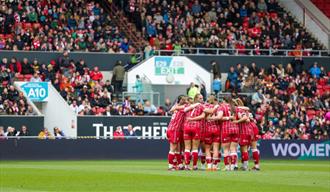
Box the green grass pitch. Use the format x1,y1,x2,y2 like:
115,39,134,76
0,160,329,192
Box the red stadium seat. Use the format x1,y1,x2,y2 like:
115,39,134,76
317,85,323,89
2,81,8,87
16,74,25,81
324,85,330,92
318,78,327,86
5,34,13,39
24,74,33,81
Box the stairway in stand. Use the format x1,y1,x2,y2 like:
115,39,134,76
101,2,147,52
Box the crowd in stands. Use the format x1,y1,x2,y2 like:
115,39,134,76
0,0,135,53
119,0,323,56
217,58,330,140
0,50,329,140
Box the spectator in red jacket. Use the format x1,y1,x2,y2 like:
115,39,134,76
9,57,22,74
90,67,103,82
113,126,125,140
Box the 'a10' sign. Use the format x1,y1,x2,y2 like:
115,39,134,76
21,82,49,102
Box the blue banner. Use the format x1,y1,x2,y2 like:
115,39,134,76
259,140,330,160
21,82,49,102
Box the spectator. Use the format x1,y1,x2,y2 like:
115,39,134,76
211,61,220,78
144,100,157,115
124,124,136,138
212,75,222,95
134,102,145,116
112,60,125,96
54,127,65,139
70,100,79,114
309,62,321,79
21,58,33,75
0,126,5,139
90,67,103,82
132,75,143,104
5,126,18,137
164,98,172,115
227,66,238,90
113,126,125,140
38,128,53,139
187,82,199,99
18,125,30,136
30,72,42,82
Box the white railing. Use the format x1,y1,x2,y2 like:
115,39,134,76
122,92,160,106
152,48,329,57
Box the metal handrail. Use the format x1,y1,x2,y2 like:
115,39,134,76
122,91,160,107
152,48,330,57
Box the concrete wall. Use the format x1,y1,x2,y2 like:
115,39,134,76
41,83,77,137
186,55,330,72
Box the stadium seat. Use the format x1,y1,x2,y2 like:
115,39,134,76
16,74,25,81
24,74,33,81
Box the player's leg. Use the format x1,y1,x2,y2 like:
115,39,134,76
205,143,212,170
229,137,239,171
221,142,231,171
251,141,260,170
240,145,249,171
212,142,220,170
199,142,206,170
184,139,192,170
192,139,200,170
168,142,177,170
175,142,184,170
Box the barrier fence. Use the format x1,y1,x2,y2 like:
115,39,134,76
0,138,328,160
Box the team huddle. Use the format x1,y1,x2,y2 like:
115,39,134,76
166,94,260,171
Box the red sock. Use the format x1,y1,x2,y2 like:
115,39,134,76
168,152,175,165
242,151,249,162
175,153,182,165
252,150,260,165
231,153,237,165
200,154,206,164
192,151,199,166
206,157,212,164
213,158,219,166
184,151,191,165
224,155,230,165
217,153,221,163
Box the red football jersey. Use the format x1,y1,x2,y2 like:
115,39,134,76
204,103,219,131
219,103,239,134
184,103,205,128
167,108,185,132
236,108,253,135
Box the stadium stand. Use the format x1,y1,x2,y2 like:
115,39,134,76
0,53,329,140
0,0,135,53
0,1,329,140
112,0,326,54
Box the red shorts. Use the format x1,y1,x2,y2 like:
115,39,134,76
167,129,182,144
251,124,260,142
221,133,239,143
183,126,201,140
251,134,261,142
204,128,221,145
239,134,252,146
